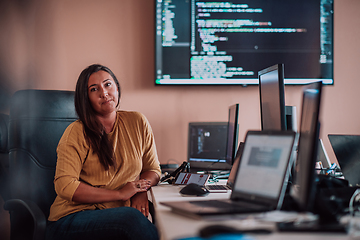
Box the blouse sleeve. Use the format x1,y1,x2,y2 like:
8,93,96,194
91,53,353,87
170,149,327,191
138,113,161,178
53,121,88,201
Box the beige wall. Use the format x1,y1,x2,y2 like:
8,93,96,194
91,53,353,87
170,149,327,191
0,0,359,167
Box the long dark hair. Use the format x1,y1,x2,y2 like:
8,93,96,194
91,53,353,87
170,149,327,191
74,64,121,170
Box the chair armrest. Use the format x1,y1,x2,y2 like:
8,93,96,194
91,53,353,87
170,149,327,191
4,199,47,240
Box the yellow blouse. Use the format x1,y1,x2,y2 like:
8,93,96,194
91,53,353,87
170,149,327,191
48,111,161,221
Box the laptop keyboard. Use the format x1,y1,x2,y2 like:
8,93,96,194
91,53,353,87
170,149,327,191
205,185,230,191
189,199,266,210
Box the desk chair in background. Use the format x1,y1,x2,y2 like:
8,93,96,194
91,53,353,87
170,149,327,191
4,89,78,240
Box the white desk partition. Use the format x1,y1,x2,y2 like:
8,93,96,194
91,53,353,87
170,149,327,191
150,183,351,240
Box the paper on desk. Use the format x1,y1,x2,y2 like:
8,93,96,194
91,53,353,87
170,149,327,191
256,210,318,223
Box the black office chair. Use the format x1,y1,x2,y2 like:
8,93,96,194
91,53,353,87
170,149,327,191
4,89,78,240
3,89,156,240
0,113,10,201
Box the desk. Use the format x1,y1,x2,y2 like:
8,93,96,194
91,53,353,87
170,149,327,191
150,184,351,240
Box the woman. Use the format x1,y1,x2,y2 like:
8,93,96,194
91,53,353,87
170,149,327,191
46,64,161,240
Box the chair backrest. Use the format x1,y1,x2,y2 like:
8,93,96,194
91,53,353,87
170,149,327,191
0,113,10,200
0,113,9,154
8,89,78,218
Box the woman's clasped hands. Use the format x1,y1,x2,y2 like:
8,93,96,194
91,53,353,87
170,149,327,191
119,179,151,201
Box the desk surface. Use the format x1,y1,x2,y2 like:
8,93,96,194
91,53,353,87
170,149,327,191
151,183,352,240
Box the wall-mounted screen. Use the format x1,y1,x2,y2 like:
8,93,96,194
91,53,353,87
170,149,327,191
155,0,333,86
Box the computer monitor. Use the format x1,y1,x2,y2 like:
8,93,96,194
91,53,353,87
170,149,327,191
290,81,322,212
155,0,334,86
258,64,287,131
225,103,239,165
187,122,230,171
285,105,297,132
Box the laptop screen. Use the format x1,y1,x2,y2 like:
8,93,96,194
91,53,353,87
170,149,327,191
328,134,360,186
187,122,231,171
233,132,295,199
226,142,244,188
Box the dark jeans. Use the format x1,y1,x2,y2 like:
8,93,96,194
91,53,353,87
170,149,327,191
46,207,159,240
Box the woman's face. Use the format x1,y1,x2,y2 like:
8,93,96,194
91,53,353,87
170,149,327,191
87,70,119,116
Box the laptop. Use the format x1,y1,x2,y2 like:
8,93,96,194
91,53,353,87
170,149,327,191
204,142,244,192
317,139,332,169
328,134,360,186
161,130,296,219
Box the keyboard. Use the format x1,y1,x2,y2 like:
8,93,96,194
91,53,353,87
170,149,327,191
189,199,267,211
205,184,231,191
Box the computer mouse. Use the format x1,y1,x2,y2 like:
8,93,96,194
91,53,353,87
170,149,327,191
179,183,210,196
